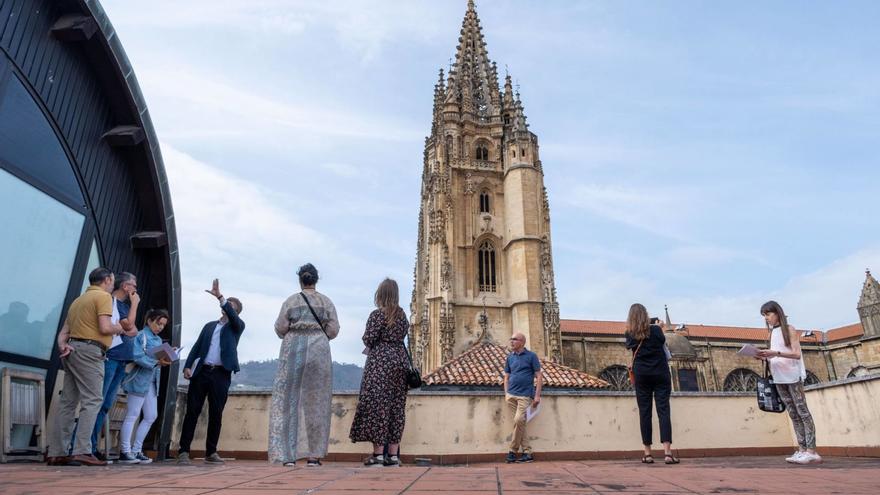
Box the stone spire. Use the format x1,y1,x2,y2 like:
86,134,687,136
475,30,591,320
859,268,880,337
431,68,446,137
446,0,499,120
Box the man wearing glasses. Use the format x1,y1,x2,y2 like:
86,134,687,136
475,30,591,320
88,271,140,460
503,332,542,463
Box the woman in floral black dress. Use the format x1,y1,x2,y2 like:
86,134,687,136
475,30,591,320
349,278,410,467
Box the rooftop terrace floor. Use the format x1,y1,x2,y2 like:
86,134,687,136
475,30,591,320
1,456,878,494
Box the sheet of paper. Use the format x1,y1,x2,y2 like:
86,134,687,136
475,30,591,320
190,357,200,372
737,343,760,357
526,402,541,423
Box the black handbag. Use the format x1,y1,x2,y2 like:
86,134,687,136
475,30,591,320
757,361,786,413
404,336,422,390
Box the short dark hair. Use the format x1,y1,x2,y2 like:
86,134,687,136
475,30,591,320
113,272,136,291
297,263,319,286
227,297,243,314
145,308,170,323
88,267,114,285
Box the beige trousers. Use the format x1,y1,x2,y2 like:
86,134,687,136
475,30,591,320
506,393,532,454
49,340,105,457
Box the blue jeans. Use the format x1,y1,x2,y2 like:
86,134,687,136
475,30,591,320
69,358,128,453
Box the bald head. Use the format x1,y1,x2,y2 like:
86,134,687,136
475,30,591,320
509,332,526,352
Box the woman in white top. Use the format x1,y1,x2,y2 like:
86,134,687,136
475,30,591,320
756,301,821,464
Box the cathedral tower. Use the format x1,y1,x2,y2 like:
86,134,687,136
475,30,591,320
410,1,562,373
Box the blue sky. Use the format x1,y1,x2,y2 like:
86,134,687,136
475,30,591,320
101,0,880,365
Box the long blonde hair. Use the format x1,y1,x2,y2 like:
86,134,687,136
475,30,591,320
626,303,650,340
374,278,402,324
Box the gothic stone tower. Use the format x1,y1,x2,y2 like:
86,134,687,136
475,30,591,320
409,1,562,373
859,269,880,338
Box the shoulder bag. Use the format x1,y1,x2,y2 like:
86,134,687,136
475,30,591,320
628,339,644,386
300,292,330,340
757,360,786,413
391,314,422,389
404,338,422,389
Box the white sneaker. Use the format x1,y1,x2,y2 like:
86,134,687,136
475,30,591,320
793,451,821,465
785,451,805,463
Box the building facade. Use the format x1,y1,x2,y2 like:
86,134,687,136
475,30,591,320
409,0,562,374
562,271,880,391
0,0,180,458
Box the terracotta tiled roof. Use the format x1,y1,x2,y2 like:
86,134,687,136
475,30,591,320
560,319,834,343
422,341,608,389
825,323,864,342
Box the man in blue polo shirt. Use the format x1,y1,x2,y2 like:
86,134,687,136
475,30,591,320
503,332,542,463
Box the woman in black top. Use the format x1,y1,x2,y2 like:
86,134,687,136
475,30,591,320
625,303,679,464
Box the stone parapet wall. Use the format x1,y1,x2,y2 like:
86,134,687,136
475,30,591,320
170,376,880,462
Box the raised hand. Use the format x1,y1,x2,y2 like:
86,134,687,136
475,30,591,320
205,279,222,299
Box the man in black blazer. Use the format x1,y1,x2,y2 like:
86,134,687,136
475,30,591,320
177,279,245,465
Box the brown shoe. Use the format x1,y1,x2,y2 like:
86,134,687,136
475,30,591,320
71,454,106,466
47,456,82,466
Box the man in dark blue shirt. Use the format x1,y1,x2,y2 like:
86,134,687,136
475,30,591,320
503,332,542,463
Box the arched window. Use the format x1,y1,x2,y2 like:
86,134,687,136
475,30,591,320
723,368,761,392
479,191,490,213
804,371,821,386
475,144,488,161
847,366,869,379
478,240,496,292
599,365,632,391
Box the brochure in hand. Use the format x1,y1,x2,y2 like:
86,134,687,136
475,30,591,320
737,343,761,358
147,343,182,362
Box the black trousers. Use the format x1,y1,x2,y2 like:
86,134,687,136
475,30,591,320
634,372,672,445
178,367,231,456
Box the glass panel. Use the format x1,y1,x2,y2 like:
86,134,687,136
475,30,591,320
0,169,85,360
0,71,83,205
80,240,101,294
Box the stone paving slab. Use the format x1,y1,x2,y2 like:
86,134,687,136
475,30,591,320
0,456,877,494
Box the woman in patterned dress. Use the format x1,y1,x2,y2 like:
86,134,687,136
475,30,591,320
269,263,340,467
349,278,410,467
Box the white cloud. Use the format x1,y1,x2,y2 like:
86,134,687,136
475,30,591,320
138,66,421,145
564,183,696,241
320,162,361,179
662,245,769,268
163,144,373,365
104,0,450,63
559,246,880,331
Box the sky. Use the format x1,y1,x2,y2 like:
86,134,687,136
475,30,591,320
100,0,880,366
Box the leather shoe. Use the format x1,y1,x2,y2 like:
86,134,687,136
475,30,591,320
47,456,82,466
71,454,106,466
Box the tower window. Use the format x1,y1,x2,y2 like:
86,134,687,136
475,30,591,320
475,144,489,161
479,191,490,213
478,240,497,292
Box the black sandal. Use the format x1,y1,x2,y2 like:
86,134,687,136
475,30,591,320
664,454,680,464
641,455,654,464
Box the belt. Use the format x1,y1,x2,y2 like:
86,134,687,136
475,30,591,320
70,338,109,353
202,364,227,372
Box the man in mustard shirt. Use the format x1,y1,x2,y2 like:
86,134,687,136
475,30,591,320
47,267,125,466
